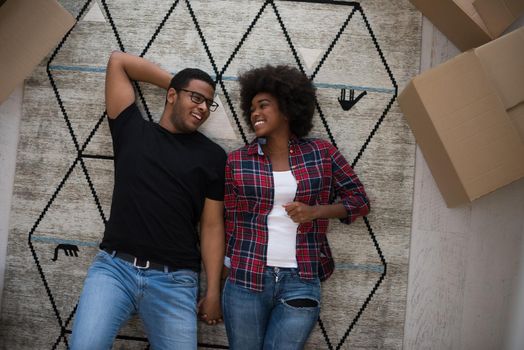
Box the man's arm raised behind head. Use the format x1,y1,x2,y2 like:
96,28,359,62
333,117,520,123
105,51,173,119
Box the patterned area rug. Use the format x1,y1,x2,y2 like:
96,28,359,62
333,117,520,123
0,0,421,348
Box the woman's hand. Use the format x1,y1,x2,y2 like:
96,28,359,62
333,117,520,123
283,202,348,223
283,202,317,223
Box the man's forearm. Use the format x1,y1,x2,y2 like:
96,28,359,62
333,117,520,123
201,227,224,295
110,51,172,90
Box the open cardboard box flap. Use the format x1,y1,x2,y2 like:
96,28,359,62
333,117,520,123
474,0,524,37
399,27,524,207
476,26,524,109
409,0,524,51
477,26,524,141
0,0,75,103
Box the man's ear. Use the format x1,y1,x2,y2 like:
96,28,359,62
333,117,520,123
166,87,178,105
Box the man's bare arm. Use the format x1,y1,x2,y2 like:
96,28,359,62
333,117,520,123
198,198,225,324
105,51,172,119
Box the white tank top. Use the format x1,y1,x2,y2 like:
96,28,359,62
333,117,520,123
266,170,299,267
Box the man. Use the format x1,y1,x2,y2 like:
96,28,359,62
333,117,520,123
70,51,226,349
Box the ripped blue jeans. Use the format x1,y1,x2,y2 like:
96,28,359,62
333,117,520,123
222,266,320,350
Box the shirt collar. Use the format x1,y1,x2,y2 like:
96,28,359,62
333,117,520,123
247,135,300,156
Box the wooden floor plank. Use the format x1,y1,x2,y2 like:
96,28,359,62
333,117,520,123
405,14,524,350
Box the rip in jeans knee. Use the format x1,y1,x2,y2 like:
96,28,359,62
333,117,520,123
284,298,318,308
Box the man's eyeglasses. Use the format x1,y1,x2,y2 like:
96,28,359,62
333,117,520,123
179,88,219,112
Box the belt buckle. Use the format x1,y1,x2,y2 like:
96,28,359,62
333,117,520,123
133,257,150,269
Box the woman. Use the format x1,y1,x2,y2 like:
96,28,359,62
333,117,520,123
222,65,370,350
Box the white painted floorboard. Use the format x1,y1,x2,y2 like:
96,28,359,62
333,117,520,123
0,85,22,311
403,17,524,350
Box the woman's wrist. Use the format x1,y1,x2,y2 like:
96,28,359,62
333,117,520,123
313,203,347,220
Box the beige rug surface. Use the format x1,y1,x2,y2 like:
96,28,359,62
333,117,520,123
0,0,421,348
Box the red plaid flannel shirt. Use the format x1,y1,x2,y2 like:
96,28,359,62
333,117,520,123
224,136,370,291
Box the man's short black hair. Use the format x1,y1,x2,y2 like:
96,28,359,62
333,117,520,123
169,68,216,91
238,65,316,138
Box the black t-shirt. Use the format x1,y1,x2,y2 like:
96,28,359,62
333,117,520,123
100,103,226,271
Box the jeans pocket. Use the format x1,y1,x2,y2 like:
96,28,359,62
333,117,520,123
282,274,321,310
299,277,320,287
290,271,320,287
94,250,111,263
169,270,198,287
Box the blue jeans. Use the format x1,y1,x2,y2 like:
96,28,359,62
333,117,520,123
222,267,321,350
70,250,198,350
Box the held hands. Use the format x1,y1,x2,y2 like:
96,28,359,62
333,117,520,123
283,202,317,223
197,293,223,325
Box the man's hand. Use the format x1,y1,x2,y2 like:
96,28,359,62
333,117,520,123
197,292,222,325
283,202,317,223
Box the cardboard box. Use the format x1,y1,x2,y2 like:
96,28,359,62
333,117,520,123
409,0,524,51
0,0,75,103
474,0,524,37
398,28,524,207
